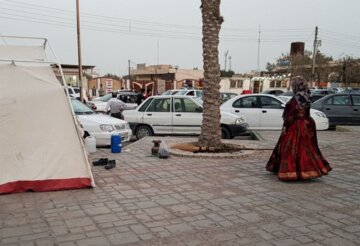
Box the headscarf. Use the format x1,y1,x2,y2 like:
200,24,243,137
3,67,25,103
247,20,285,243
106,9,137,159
291,76,311,108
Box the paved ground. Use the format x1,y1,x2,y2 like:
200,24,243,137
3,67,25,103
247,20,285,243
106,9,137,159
1,127,360,246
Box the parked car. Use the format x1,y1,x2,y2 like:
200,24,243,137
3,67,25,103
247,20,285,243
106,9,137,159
123,95,248,139
162,90,181,95
220,94,329,130
278,91,324,103
310,94,325,102
261,89,285,96
278,91,294,102
221,92,238,104
176,89,203,98
311,92,360,127
330,87,345,93
310,89,335,96
67,86,89,102
162,89,203,98
67,86,81,98
117,91,139,104
71,98,132,146
86,92,138,112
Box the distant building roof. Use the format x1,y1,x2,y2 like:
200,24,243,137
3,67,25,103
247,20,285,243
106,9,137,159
52,64,96,70
130,64,203,79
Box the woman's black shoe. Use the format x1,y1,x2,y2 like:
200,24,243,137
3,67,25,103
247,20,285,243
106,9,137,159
105,160,116,170
92,158,109,166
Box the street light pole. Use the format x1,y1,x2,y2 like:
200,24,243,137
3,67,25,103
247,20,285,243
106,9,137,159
311,26,318,86
128,59,131,89
76,0,84,102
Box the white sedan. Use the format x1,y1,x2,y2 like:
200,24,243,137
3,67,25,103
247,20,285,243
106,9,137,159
71,98,132,146
123,95,248,139
220,94,329,130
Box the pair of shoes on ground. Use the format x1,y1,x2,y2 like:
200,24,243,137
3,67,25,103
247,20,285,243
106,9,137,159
92,158,116,170
92,158,108,166
105,160,116,170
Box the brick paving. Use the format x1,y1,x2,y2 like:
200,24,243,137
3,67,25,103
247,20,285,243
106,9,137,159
1,128,360,245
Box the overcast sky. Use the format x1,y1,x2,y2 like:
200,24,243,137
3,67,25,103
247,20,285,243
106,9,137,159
1,0,359,76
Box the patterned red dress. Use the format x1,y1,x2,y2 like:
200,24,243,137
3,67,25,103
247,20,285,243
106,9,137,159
266,97,332,181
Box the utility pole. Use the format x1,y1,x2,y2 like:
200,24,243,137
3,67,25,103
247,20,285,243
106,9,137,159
342,58,347,88
228,56,232,71
224,50,229,71
311,26,318,85
76,0,84,102
156,40,159,65
257,24,261,74
128,59,131,90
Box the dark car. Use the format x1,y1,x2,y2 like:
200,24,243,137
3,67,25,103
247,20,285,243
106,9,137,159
117,91,139,104
311,93,360,127
261,89,285,96
310,94,325,102
278,91,323,103
310,89,335,96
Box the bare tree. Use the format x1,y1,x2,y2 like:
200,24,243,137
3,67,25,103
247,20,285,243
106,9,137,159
198,0,223,148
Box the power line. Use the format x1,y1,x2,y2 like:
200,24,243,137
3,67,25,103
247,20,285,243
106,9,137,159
0,0,315,34
321,28,360,40
0,11,314,43
0,0,357,53
320,33,360,45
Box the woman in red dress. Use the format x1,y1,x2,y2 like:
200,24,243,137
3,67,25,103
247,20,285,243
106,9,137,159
266,76,332,181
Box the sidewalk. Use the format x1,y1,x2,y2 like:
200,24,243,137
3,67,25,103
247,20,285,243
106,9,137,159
1,131,360,245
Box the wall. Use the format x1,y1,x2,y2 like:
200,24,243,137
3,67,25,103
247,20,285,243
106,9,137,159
87,77,122,98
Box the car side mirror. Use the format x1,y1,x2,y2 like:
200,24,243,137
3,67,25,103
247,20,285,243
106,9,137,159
195,107,203,113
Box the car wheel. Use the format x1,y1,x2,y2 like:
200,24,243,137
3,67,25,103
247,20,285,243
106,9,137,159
221,126,231,139
136,125,153,139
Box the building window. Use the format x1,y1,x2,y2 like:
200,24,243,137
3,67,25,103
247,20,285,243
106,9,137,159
275,81,281,88
230,80,243,88
281,81,287,88
270,81,275,88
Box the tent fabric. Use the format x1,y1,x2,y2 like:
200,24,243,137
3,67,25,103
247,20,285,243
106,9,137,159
0,45,46,61
0,64,95,194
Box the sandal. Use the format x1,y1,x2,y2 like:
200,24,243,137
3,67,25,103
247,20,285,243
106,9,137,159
92,158,109,166
105,160,116,170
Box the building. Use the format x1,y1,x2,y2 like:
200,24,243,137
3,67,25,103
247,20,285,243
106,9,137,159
87,76,123,97
52,64,96,87
220,74,290,94
125,64,204,94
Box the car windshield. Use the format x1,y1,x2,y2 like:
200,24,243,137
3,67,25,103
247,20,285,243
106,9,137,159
162,90,174,95
71,99,94,115
177,90,188,95
280,91,294,96
97,93,112,102
73,88,80,93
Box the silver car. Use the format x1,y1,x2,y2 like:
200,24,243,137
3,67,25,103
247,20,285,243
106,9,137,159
311,93,360,127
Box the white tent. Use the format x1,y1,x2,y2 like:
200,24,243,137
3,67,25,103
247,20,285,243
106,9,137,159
0,37,95,194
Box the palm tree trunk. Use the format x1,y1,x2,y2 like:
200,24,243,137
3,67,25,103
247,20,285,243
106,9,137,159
198,0,223,148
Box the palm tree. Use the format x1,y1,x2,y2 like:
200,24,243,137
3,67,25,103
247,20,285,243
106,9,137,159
198,0,223,148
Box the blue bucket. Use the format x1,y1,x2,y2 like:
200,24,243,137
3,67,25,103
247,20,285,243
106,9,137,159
111,134,122,153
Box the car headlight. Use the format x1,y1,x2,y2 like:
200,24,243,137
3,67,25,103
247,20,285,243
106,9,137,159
235,117,245,124
314,111,327,118
100,124,114,132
